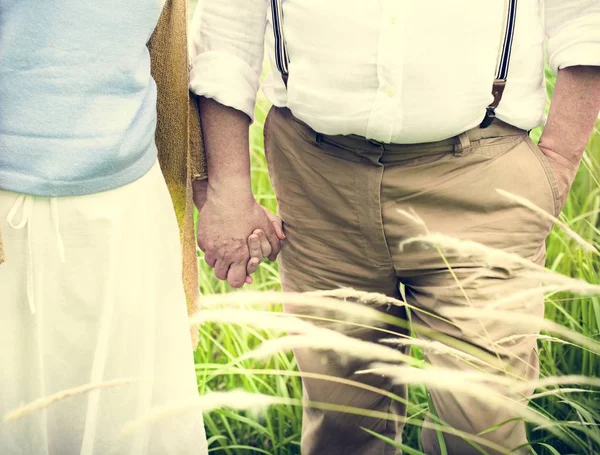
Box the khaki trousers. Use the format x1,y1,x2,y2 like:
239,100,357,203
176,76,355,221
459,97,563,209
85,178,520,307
264,107,559,455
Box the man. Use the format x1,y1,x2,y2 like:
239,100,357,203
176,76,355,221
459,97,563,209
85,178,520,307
0,1,210,453
190,1,600,454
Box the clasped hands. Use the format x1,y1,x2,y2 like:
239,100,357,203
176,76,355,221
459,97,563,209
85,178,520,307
193,179,285,288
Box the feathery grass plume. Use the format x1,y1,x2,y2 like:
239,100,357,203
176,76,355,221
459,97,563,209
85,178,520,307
497,333,573,347
309,288,407,308
310,288,511,367
397,211,527,374
512,375,600,394
497,188,599,255
484,285,564,310
357,363,558,433
518,269,600,294
194,291,397,326
399,232,600,296
358,363,516,388
380,337,489,365
202,366,592,446
120,391,293,439
199,289,526,377
3,377,139,422
196,289,519,372
188,309,318,334
123,387,515,454
441,307,600,354
240,328,421,366
200,367,416,410
397,208,427,227
529,388,595,400
397,229,542,375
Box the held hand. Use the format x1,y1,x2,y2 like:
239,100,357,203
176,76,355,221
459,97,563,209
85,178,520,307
246,212,286,276
194,181,283,288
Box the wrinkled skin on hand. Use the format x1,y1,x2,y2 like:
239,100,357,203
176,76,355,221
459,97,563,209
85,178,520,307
193,179,284,287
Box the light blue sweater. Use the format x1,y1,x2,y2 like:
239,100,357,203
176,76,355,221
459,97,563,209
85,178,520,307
0,0,165,196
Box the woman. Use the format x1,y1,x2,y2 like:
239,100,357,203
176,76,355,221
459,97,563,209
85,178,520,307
0,1,209,453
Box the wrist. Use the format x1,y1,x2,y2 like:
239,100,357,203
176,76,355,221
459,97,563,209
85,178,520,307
538,133,583,171
206,177,254,205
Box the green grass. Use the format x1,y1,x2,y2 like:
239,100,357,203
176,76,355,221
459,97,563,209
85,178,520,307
193,70,599,454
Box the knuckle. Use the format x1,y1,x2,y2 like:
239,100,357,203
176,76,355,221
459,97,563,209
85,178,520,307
234,253,248,264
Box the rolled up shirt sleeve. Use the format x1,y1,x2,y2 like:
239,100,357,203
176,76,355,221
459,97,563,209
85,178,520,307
545,0,600,73
189,0,268,121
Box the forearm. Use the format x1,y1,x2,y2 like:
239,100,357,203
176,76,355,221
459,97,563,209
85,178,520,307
539,65,600,169
197,96,253,201
193,96,283,287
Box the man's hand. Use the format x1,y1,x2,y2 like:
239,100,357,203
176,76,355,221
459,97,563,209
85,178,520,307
536,143,579,208
193,179,285,281
194,180,284,288
536,66,600,212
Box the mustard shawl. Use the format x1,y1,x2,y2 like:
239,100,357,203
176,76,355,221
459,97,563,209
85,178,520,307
148,0,206,323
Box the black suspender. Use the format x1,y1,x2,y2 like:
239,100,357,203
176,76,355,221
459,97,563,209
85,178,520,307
480,0,518,128
271,0,289,77
270,0,518,129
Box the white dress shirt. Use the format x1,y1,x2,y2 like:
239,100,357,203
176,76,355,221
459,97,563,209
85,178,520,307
190,0,600,144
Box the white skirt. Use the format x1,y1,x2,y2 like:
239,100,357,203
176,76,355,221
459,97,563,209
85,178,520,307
0,162,208,455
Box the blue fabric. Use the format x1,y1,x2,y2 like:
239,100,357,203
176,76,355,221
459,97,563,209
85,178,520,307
0,0,165,196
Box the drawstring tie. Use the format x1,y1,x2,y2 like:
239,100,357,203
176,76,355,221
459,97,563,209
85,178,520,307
6,195,65,315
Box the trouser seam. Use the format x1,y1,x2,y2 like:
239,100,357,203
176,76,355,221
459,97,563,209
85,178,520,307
376,163,397,271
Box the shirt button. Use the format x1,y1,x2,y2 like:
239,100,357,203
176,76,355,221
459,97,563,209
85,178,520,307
384,85,396,97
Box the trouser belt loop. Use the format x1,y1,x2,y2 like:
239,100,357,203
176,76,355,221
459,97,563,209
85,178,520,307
453,132,471,157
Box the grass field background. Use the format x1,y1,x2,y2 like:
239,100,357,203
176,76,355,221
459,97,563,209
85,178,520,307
189,4,599,453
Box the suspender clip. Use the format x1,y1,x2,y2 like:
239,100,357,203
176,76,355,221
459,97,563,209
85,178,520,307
480,106,497,129
480,80,507,129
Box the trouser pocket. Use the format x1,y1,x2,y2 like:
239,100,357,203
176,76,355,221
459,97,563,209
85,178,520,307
522,136,561,217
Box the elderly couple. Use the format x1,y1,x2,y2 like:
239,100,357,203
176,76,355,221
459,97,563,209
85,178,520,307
1,0,598,453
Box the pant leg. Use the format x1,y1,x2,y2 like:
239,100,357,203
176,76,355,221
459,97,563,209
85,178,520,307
381,134,559,454
265,107,409,455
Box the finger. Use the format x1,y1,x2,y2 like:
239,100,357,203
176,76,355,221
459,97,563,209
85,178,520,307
227,262,247,289
263,224,282,261
214,260,231,281
271,219,286,240
246,257,260,275
245,275,253,284
196,235,206,252
265,211,286,240
204,252,217,268
267,243,282,262
256,230,272,258
248,233,263,261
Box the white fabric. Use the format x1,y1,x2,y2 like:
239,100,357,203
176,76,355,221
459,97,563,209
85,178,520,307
189,0,600,144
0,162,208,455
